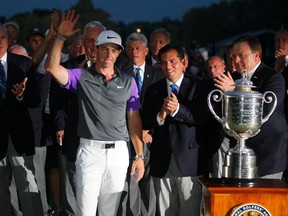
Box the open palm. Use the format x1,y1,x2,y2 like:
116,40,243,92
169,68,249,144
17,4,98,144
57,10,80,38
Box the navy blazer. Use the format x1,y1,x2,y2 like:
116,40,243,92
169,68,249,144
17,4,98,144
28,70,52,147
0,52,40,159
281,66,288,122
126,63,164,158
230,62,288,176
141,74,209,177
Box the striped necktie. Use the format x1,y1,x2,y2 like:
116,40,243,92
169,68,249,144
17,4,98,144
135,67,142,92
0,62,6,100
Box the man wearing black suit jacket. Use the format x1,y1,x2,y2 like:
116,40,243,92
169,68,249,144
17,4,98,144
125,32,164,216
0,23,43,216
141,44,209,216
214,36,288,179
274,29,288,122
274,29,288,180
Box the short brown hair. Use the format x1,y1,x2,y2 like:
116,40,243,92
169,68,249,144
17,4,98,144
233,36,262,58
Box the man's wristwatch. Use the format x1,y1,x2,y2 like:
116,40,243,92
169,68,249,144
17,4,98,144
134,154,146,161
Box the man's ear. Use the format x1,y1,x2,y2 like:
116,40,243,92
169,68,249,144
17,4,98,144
145,47,149,56
116,49,122,57
254,51,261,60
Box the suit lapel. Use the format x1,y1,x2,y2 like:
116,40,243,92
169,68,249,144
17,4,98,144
6,53,28,98
6,53,17,86
251,63,265,89
142,64,152,95
178,75,196,101
159,78,168,98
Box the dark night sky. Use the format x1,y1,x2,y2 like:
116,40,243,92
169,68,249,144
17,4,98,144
0,0,220,23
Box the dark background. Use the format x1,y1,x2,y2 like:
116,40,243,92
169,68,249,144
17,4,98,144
1,0,287,61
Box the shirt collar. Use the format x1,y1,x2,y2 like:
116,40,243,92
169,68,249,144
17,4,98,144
0,52,7,64
248,61,261,80
166,73,184,90
285,56,288,67
133,62,145,72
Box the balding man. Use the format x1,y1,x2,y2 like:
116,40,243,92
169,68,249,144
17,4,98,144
207,56,226,79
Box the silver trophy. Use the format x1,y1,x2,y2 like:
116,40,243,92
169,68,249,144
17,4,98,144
207,70,277,179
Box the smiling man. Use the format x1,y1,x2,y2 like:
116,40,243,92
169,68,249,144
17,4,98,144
44,11,144,216
213,36,288,180
141,44,209,216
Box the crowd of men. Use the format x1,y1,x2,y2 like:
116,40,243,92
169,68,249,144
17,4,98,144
0,9,287,216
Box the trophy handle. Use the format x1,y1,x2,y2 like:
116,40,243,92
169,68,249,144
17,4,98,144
207,89,224,124
261,91,277,124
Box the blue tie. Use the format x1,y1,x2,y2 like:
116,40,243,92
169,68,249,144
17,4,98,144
170,83,178,96
135,67,142,92
0,62,6,100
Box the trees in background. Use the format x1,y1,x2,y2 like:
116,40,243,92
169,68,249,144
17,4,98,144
1,0,288,54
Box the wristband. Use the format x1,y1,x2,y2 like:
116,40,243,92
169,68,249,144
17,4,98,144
55,33,67,41
134,154,146,161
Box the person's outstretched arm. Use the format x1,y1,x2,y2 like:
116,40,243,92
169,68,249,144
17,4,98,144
45,10,80,85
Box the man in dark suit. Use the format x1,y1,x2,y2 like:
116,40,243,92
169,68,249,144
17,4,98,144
141,44,209,216
274,29,288,122
199,56,227,178
274,29,288,180
26,26,54,215
214,36,288,179
125,32,164,216
0,23,43,216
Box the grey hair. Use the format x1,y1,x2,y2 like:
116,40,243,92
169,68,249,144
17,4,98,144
83,21,106,36
150,28,171,43
9,44,28,54
125,32,148,47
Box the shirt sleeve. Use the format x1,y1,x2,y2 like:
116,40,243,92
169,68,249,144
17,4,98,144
126,77,141,111
62,68,82,93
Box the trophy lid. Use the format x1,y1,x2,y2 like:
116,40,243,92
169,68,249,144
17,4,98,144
235,70,254,91
226,70,262,96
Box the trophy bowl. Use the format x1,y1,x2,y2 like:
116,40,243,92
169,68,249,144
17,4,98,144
207,71,277,180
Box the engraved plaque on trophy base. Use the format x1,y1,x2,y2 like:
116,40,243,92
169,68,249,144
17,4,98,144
222,149,258,179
